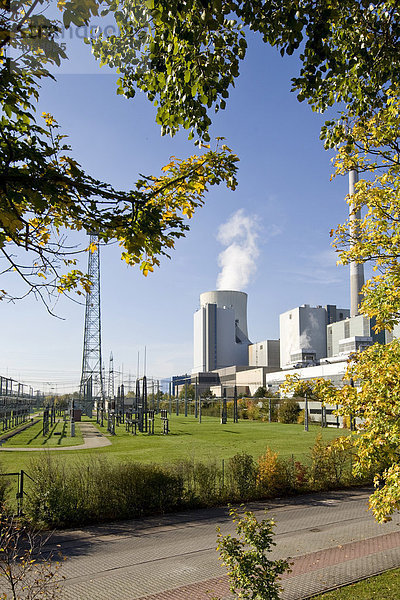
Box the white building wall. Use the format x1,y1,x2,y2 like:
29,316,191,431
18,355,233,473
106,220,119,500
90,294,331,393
327,315,371,357
280,305,328,368
299,306,327,361
264,361,348,391
236,367,264,395
193,292,250,373
392,323,400,339
249,340,280,368
280,308,301,368
200,290,249,337
236,367,281,395
193,307,206,372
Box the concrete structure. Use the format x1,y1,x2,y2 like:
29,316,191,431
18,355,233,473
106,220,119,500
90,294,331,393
208,365,280,397
264,360,349,395
207,365,254,397
249,340,280,368
279,304,349,369
349,170,365,317
236,366,282,396
193,290,251,373
392,323,400,339
327,315,388,358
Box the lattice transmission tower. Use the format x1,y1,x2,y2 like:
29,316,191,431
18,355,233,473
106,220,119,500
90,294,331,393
79,234,105,416
108,351,115,411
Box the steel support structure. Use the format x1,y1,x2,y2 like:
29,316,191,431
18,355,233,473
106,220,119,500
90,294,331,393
108,352,115,412
79,235,105,416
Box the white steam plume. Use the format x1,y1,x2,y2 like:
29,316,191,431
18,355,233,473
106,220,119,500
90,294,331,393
216,209,260,291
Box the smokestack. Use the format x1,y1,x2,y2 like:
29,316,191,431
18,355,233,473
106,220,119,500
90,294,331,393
349,170,364,317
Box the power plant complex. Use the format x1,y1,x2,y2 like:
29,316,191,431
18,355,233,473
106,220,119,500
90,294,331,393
73,170,398,407
186,171,398,397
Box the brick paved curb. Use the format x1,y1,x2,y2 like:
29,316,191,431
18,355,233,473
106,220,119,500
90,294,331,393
135,575,230,600
131,530,400,600
37,488,398,600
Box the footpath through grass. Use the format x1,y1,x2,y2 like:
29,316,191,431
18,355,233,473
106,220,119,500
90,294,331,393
2,419,83,448
311,567,400,599
0,414,347,473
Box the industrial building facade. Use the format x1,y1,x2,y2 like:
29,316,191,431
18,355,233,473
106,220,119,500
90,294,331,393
193,290,251,373
279,304,349,369
187,172,399,396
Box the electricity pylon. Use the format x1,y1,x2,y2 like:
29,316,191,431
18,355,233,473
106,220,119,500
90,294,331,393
108,351,115,411
79,234,105,416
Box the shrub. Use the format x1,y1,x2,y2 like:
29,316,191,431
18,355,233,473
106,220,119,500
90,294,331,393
294,461,309,489
341,415,351,429
193,461,221,506
308,434,352,490
257,448,291,497
245,400,260,421
253,386,268,398
173,459,196,503
227,452,257,501
22,433,359,529
278,398,301,424
237,398,249,419
25,455,184,528
215,507,289,600
0,467,10,505
0,511,64,599
263,398,279,422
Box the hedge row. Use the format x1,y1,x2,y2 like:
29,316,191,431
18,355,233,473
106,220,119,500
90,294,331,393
22,435,371,528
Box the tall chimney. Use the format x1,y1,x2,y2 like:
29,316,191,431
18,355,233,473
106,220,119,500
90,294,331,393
349,170,364,317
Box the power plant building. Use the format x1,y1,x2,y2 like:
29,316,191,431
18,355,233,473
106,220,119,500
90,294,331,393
279,304,349,369
193,290,251,373
186,174,397,395
248,340,280,368
327,315,389,357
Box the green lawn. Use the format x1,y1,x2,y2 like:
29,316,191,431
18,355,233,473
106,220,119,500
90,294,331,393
0,414,347,474
311,568,400,599
2,419,83,448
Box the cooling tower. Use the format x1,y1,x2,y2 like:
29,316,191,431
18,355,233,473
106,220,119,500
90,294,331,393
193,290,250,373
199,290,249,337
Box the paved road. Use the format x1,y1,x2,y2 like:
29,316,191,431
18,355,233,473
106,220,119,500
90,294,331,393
38,487,400,600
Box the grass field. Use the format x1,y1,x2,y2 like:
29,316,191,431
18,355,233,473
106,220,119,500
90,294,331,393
0,414,348,474
311,568,400,599
2,420,83,448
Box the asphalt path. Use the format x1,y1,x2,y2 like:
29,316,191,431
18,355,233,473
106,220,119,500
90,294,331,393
33,487,400,600
0,422,111,450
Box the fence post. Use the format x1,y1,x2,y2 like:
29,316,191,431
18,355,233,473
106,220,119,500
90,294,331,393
199,392,202,423
304,393,309,432
184,382,188,417
17,470,24,515
221,388,227,424
233,385,238,423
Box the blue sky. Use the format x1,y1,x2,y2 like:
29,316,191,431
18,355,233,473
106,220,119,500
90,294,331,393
1,24,353,394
